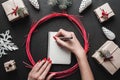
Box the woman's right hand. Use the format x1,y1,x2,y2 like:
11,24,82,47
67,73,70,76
54,29,85,56
54,29,94,80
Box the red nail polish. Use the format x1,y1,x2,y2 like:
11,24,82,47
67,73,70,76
38,60,41,62
43,58,47,61
47,57,50,61
48,60,52,63
49,60,52,63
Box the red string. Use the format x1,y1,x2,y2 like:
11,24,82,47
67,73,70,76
101,9,109,19
11,6,18,15
25,13,89,79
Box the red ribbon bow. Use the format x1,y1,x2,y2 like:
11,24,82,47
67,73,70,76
101,9,109,19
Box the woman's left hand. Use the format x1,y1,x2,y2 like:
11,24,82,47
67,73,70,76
28,58,56,80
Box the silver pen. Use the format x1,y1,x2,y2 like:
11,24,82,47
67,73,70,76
59,37,73,41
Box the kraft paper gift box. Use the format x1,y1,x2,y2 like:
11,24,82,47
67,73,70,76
94,3,115,23
92,41,120,75
2,0,29,22
4,60,16,72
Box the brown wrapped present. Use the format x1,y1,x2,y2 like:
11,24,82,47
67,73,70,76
2,0,29,22
92,41,120,75
94,3,115,23
4,60,16,72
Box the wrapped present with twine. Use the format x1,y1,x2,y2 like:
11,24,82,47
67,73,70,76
94,3,115,23
2,0,29,22
4,60,16,72
92,41,120,75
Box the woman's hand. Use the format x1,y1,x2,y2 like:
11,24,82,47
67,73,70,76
28,58,55,80
54,29,85,56
54,29,94,80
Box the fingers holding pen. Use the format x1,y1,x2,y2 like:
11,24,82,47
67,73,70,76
55,29,67,37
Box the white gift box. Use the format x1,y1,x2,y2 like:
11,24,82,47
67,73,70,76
92,41,120,75
4,60,16,72
94,3,115,23
2,0,29,22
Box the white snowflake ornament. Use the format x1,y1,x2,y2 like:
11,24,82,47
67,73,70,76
102,27,116,40
79,0,92,13
29,0,40,10
0,30,18,58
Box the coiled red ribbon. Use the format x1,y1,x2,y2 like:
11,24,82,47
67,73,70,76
25,13,89,79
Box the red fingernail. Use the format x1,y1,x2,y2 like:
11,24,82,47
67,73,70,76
47,58,52,63
53,36,56,40
38,60,41,62
43,58,47,61
49,60,52,63
47,57,50,61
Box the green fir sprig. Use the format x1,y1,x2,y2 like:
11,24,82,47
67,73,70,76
48,0,72,10
17,8,25,17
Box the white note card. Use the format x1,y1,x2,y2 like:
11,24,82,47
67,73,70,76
47,32,71,65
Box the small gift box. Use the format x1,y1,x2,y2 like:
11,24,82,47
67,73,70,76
94,3,115,23
4,60,16,72
2,0,29,22
92,41,120,75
